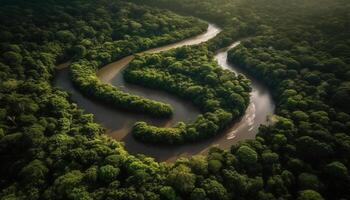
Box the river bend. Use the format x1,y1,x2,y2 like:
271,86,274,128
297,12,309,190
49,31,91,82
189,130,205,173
53,23,275,161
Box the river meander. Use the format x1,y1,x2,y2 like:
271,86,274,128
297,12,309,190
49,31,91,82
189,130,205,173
53,23,275,162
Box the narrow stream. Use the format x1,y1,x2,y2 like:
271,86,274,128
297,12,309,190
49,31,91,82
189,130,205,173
53,23,274,162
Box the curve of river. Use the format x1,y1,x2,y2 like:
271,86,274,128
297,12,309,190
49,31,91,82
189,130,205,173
53,23,275,162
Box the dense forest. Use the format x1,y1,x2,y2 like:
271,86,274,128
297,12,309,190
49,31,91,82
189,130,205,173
0,0,349,200
126,45,250,144
69,2,208,118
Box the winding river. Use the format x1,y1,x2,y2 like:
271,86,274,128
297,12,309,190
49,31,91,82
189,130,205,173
53,23,275,162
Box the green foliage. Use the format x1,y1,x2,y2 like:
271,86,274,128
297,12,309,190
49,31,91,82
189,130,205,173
202,179,228,200
56,30,76,43
98,165,120,183
325,161,348,179
208,159,222,174
167,165,196,194
332,84,350,113
189,156,208,175
128,45,250,144
69,2,208,118
159,186,177,200
1,0,350,199
297,190,324,200
19,159,48,186
298,173,320,190
190,188,207,200
52,170,84,199
0,1,207,199
236,145,258,166
2,51,22,65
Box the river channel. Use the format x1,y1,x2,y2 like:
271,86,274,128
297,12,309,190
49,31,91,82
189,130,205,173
53,23,275,161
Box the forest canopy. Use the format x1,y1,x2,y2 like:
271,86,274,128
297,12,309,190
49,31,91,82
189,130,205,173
126,45,250,144
0,0,349,199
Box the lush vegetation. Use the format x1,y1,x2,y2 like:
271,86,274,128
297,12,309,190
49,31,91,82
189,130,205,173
68,1,208,117
126,45,250,144
135,0,350,199
1,0,350,200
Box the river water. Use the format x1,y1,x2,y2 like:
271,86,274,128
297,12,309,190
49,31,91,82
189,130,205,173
53,23,274,162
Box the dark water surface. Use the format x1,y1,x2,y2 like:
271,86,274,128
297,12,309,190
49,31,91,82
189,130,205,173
53,24,275,161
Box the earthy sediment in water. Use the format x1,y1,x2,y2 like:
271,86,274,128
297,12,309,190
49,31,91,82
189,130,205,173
53,24,274,162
